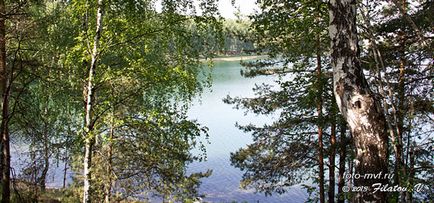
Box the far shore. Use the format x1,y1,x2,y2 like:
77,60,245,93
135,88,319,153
200,55,268,62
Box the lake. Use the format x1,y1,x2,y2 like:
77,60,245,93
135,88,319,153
10,59,308,203
187,60,308,203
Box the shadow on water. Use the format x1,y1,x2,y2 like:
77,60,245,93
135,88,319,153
187,60,308,203
10,59,308,202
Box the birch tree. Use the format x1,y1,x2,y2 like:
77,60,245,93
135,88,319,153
82,0,104,202
225,1,338,201
328,0,388,201
63,0,222,201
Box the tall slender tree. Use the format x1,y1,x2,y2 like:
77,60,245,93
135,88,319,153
228,0,431,202
0,0,9,201
358,0,433,201
82,0,104,202
225,1,336,201
0,0,47,201
328,0,389,201
337,120,347,203
61,0,223,201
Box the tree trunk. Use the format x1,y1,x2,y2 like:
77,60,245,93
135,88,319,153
83,138,94,203
348,141,353,193
39,132,50,192
0,0,10,201
405,102,414,202
64,127,71,189
0,101,9,203
316,35,325,203
337,121,347,203
329,0,389,202
83,0,104,202
407,141,414,202
396,2,406,201
63,150,68,189
328,117,336,203
395,32,406,201
104,113,114,203
0,0,3,183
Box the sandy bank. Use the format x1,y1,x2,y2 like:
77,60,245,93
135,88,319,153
201,55,268,62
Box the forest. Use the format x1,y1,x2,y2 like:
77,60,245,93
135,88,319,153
0,0,432,203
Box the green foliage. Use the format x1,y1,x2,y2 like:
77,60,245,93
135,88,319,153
7,0,223,201
251,0,329,60
358,1,433,200
227,0,433,201
225,0,335,196
221,19,256,55
6,0,431,202
61,0,222,200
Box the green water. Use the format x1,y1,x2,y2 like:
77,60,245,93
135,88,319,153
10,60,307,202
188,60,307,202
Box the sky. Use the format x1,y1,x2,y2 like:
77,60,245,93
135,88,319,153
218,0,258,19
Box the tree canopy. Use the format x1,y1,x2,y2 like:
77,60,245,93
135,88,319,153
226,0,432,202
0,0,432,202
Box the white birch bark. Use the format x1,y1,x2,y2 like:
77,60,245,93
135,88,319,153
83,0,104,202
328,0,388,202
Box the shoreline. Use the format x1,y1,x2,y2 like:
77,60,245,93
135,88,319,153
201,55,268,62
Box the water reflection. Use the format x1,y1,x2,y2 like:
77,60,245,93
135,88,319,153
188,60,307,203
10,59,307,202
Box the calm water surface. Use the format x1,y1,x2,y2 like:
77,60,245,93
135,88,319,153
11,60,308,203
187,60,308,203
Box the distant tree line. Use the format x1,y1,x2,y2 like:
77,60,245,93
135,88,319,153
220,19,257,56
